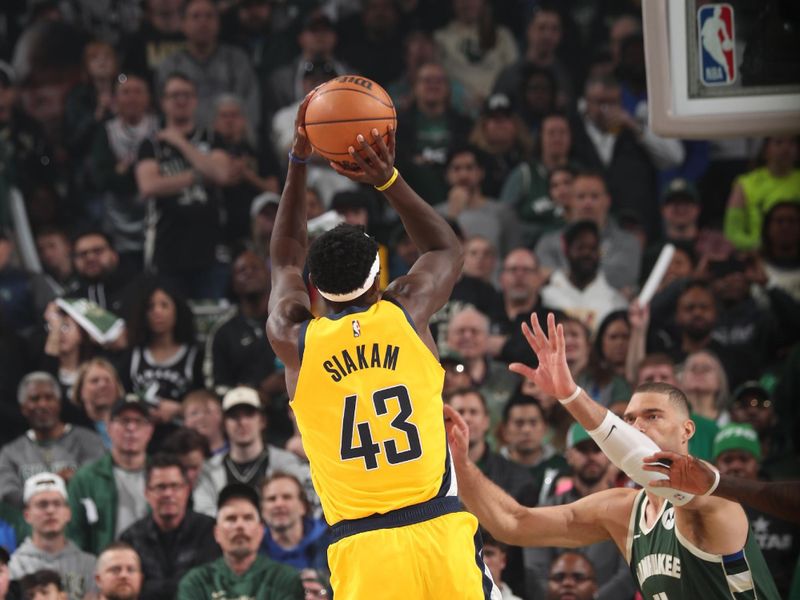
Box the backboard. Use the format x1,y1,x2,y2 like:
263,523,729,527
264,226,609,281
643,0,800,138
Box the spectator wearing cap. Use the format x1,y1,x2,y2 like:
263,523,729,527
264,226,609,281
500,112,575,246
193,387,314,518
540,220,627,332
712,423,800,597
0,372,106,508
18,569,67,600
435,145,522,258
0,546,9,600
211,94,280,246
534,170,643,292
258,472,328,570
119,454,220,600
66,397,154,555
94,542,143,600
269,11,353,110
10,473,97,600
761,201,800,302
88,73,159,276
177,483,303,599
521,423,636,600
155,0,260,129
204,248,284,427
724,136,800,251
468,93,533,199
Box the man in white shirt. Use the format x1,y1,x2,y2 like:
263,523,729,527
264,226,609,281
541,220,627,332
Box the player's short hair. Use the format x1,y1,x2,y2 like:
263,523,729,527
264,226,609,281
443,387,488,412
307,224,379,300
633,382,691,418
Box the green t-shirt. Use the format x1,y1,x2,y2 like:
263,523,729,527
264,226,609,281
176,555,303,600
689,412,719,462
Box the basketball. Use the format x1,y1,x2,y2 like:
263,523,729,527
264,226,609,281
305,76,397,169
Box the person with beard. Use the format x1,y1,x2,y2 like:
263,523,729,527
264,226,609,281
540,220,627,333
544,552,598,600
94,542,143,600
119,454,220,600
521,423,636,600
0,373,105,508
177,483,302,599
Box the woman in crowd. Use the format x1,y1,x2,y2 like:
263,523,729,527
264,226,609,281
71,358,125,448
41,303,95,407
678,349,731,425
592,310,631,381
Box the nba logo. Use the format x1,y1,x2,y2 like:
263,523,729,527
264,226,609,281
352,319,361,337
698,4,736,86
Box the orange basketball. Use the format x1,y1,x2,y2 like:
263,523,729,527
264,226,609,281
305,76,397,169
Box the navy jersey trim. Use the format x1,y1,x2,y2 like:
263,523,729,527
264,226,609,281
473,529,497,599
436,438,453,498
297,319,311,363
383,296,416,331
324,304,373,321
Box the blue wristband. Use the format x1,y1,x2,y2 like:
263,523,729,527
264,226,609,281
288,151,309,164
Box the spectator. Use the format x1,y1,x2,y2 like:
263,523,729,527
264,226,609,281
481,530,523,600
435,145,521,257
592,310,630,380
0,373,105,508
269,12,352,110
18,569,67,600
120,0,186,79
535,170,643,292
570,75,684,235
212,94,279,246
499,112,573,245
444,388,531,498
523,424,636,600
118,280,201,446
468,93,533,198
445,307,520,426
0,232,54,335
497,248,549,365
70,230,131,315
433,0,518,113
135,73,232,300
724,136,800,251
40,303,97,403
93,542,143,600
155,0,260,129
516,66,559,137
193,387,312,518
712,423,799,597
120,454,220,600
181,390,227,457
88,74,159,276
34,227,76,297
219,0,292,80
337,0,405,85
544,552,598,600
249,191,280,263
440,351,472,395
259,473,328,570
205,248,279,393
500,395,568,506
760,201,800,302
0,306,29,446
67,397,154,555
70,358,126,448
394,61,473,205
176,484,303,598
159,427,211,491
462,236,498,284
493,5,572,108
10,473,96,600
299,568,330,599
541,220,627,332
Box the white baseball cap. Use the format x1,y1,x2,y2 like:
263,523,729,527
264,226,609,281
222,386,261,413
24,472,68,504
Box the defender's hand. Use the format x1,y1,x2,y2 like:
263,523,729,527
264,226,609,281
444,404,469,467
642,450,717,495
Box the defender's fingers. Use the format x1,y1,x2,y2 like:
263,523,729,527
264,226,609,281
547,313,558,351
509,362,537,380
642,464,671,475
648,480,671,488
531,313,547,346
520,321,543,353
556,323,565,356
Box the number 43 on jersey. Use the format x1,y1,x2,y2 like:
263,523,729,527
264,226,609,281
340,384,423,470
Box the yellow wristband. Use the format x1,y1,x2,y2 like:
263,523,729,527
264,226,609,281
374,167,399,192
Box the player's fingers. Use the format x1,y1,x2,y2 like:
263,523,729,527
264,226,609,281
509,362,537,380
642,464,670,475
531,313,547,347
370,128,390,161
520,321,542,354
348,144,372,172
547,313,558,351
648,480,671,489
356,133,382,167
386,125,396,160
643,451,679,463
556,323,565,356
329,160,365,179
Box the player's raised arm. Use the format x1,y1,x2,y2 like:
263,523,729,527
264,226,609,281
330,130,463,329
267,95,315,369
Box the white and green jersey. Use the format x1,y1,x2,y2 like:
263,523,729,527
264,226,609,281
627,490,780,600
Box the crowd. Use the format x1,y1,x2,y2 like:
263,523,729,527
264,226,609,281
0,0,798,599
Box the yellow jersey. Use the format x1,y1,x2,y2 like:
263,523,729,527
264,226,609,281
292,299,452,525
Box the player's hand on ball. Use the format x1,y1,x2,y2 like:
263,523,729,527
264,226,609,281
444,404,470,466
329,126,396,186
292,91,315,161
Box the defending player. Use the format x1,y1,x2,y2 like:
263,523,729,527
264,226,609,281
267,94,500,599
446,313,780,599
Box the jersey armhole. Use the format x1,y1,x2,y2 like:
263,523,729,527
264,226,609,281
297,319,311,364
383,296,417,332
625,489,645,565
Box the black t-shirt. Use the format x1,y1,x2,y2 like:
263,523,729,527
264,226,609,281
137,132,222,272
746,506,800,597
209,310,276,392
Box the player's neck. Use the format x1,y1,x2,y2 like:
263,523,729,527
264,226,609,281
644,490,667,525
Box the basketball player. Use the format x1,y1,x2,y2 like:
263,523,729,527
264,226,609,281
267,94,499,599
446,313,780,599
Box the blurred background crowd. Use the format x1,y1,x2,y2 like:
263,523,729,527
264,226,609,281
0,0,798,599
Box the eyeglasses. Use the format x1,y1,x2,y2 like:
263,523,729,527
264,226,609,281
112,416,150,428
148,482,186,494
30,498,67,511
734,397,772,409
304,589,328,598
549,572,593,583
75,246,110,260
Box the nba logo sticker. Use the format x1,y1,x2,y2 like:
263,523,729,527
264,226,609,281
352,320,361,337
698,4,736,86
